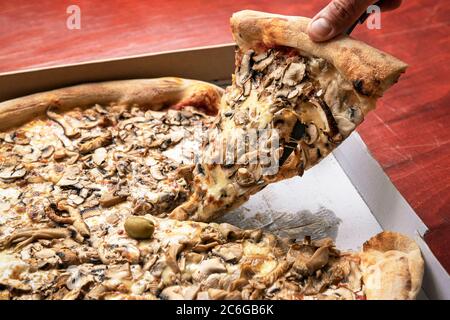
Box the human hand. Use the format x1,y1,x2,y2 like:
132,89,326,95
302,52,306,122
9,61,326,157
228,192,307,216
307,0,402,42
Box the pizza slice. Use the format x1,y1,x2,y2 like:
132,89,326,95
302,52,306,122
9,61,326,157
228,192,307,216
170,10,408,222
0,206,423,300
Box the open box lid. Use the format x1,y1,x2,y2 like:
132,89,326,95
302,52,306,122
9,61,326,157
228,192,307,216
0,44,448,300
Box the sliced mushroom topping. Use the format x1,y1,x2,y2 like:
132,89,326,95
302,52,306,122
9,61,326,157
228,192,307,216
0,165,27,181
78,131,112,154
57,175,79,187
218,223,245,240
68,194,85,205
53,149,79,164
293,245,330,276
165,243,185,273
0,279,32,292
233,111,249,126
192,258,227,282
13,131,31,145
57,200,90,238
0,133,13,143
94,104,108,115
118,116,148,130
0,228,72,250
304,123,319,145
237,49,254,85
282,62,306,86
335,115,356,137
287,88,300,100
258,260,292,286
92,147,108,166
252,53,274,72
99,191,127,208
160,285,199,300
150,165,166,181
236,168,255,187
348,106,364,125
45,205,74,224
242,80,252,97
132,200,154,215
305,246,330,273
40,145,55,159
46,106,80,138
252,50,271,63
55,248,81,267
212,243,243,263
180,109,193,118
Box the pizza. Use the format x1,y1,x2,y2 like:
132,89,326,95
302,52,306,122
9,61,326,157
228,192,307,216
170,10,408,222
0,11,424,300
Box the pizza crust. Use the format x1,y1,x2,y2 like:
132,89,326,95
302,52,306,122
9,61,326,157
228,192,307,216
359,232,424,300
0,77,223,131
231,10,408,106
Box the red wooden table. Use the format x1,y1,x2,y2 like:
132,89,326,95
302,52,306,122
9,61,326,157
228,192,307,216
1,0,449,272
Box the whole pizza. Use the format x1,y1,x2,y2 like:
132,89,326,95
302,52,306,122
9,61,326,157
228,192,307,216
0,11,423,300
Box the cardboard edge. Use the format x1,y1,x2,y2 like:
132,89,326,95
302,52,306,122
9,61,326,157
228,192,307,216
0,43,237,102
0,43,236,77
333,132,450,300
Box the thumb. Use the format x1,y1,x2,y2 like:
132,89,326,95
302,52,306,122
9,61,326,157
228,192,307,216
307,0,377,42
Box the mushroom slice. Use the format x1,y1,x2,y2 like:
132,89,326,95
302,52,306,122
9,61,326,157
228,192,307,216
150,165,166,181
282,62,306,86
46,106,80,138
305,246,330,273
252,54,274,72
68,194,85,205
166,243,185,273
0,165,27,181
160,285,200,300
94,104,108,115
237,49,254,85
0,228,72,250
0,279,32,292
118,116,147,130
236,168,255,187
57,173,79,187
45,205,74,224
334,115,356,137
212,243,243,263
192,258,227,282
218,223,245,240
92,147,108,166
55,248,81,266
11,130,30,145
57,200,90,238
53,149,79,164
40,145,55,159
99,191,127,208
78,131,112,154
257,260,292,286
304,123,319,145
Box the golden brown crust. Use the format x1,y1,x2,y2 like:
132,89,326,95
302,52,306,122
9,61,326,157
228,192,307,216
359,232,424,300
231,10,408,99
0,77,223,131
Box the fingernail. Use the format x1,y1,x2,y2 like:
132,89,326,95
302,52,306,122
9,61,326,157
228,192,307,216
309,18,333,40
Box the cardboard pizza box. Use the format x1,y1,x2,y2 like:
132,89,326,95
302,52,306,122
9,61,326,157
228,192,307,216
0,44,448,300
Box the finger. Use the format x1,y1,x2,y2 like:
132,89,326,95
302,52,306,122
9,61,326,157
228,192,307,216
378,0,402,11
307,0,377,42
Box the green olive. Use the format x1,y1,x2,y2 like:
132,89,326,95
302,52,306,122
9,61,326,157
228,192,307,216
124,216,155,240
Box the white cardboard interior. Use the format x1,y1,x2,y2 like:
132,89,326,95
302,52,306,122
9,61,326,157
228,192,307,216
1,44,448,300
